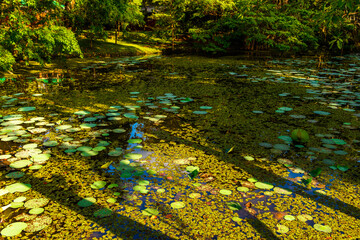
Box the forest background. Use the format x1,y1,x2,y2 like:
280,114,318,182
0,0,359,72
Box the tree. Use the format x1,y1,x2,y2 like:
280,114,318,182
0,0,82,72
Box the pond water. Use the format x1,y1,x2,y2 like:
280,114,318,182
0,53,359,239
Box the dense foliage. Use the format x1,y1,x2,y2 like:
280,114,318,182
0,0,359,71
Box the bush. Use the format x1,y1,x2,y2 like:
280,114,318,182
0,45,16,72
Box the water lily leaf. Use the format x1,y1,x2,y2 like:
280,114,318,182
106,198,117,204
32,154,50,163
124,153,142,159
193,111,207,114
225,146,234,154
74,110,90,115
23,143,38,150
227,202,242,210
254,182,274,190
10,160,32,169
11,202,24,208
186,166,199,172
93,146,106,152
24,215,52,232
309,168,322,178
284,215,296,221
5,183,31,193
276,224,289,234
273,187,292,195
232,217,242,222
94,208,112,218
43,141,58,147
219,189,232,195
113,128,126,133
313,111,331,115
137,180,150,186
90,181,106,189
313,224,332,233
337,165,349,171
6,171,25,178
301,177,312,186
142,208,159,216
29,208,44,215
107,183,118,189
77,197,96,207
1,222,28,237
297,214,313,222
81,150,98,157
237,187,249,192
157,188,165,193
244,156,254,161
188,193,201,199
18,107,36,112
171,202,185,209
188,169,199,180
24,198,49,209
56,125,72,130
128,139,142,144
14,196,27,202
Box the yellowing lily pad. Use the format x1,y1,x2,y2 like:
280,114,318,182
10,160,32,169
171,202,185,209
5,183,31,193
90,181,106,189
254,182,274,190
313,224,332,233
219,189,232,195
29,208,44,215
142,208,159,216
276,224,289,234
1,222,28,237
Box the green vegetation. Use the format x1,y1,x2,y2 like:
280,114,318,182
1,0,360,71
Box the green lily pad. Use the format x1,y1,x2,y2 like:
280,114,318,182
232,217,242,222
244,156,254,161
81,150,98,157
337,165,349,171
108,150,123,156
128,139,142,144
313,111,331,115
18,107,36,112
56,125,72,130
93,146,106,152
157,188,165,193
141,208,159,216
255,182,274,190
227,202,242,210
14,196,27,202
237,187,249,192
74,110,90,115
94,208,112,218
29,208,44,215
90,181,107,189
313,224,332,233
77,197,96,207
106,198,117,204
124,153,142,159
137,180,150,186
193,111,207,114
6,183,31,193
284,215,296,221
80,123,97,128
186,166,199,172
11,202,24,208
171,201,185,209
108,184,118,189
6,171,25,178
24,198,49,209
1,222,28,237
10,160,32,169
113,128,126,133
219,189,232,195
43,141,58,147
29,165,42,170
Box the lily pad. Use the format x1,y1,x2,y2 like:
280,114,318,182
254,182,274,190
124,153,142,159
313,224,332,233
90,181,107,189
24,198,49,209
1,222,28,237
6,183,31,193
171,201,185,209
227,202,242,210
297,214,313,222
244,156,254,161
6,171,25,178
77,197,96,207
128,139,142,144
29,208,44,215
94,208,112,218
43,141,58,147
284,215,296,221
237,187,249,192
219,189,232,195
24,215,52,232
141,208,159,216
18,107,36,112
74,110,90,115
106,198,117,204
189,193,201,199
276,224,289,234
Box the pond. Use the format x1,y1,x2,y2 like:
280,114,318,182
0,53,359,239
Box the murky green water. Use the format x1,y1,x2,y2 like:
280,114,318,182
0,53,359,239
